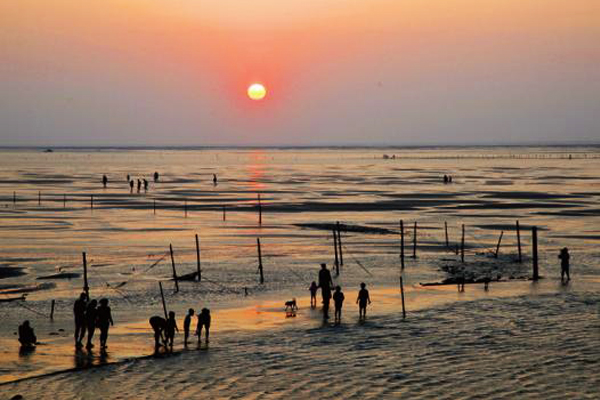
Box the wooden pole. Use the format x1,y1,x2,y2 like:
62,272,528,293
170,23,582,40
13,191,16,205
444,221,449,249
222,205,226,221
184,200,187,218
38,191,41,206
195,234,201,282
50,299,55,320
532,227,539,281
258,194,262,225
159,281,168,319
257,238,264,284
82,252,89,298
90,194,94,210
516,220,522,263
400,276,406,319
337,221,344,267
461,224,465,263
412,221,417,259
333,230,339,277
153,199,156,215
169,244,179,292
494,231,504,258
400,220,405,270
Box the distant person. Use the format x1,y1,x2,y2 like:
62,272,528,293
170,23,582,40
143,179,149,192
196,308,211,343
85,299,98,349
73,292,87,347
183,308,195,346
309,281,318,308
18,320,37,347
96,298,113,350
443,175,448,184
149,316,167,348
153,171,159,182
356,283,371,319
318,263,334,320
129,180,134,193
558,247,571,281
102,175,108,188
165,311,178,347
127,174,130,182
449,176,453,183
213,174,217,185
333,286,345,323
137,179,141,193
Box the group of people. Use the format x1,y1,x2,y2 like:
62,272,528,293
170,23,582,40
149,308,211,350
309,264,372,323
443,175,454,183
126,175,150,193
73,293,114,350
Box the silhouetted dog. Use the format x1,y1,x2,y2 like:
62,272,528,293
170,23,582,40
285,298,298,312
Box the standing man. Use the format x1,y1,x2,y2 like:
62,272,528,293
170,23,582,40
318,263,334,320
73,292,87,347
558,247,571,282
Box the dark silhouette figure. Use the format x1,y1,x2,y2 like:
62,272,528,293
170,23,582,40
318,263,334,320
85,299,98,349
184,308,195,346
102,175,108,188
143,179,149,192
165,311,178,347
449,176,453,183
443,175,448,184
558,247,571,282
309,281,318,309
154,171,159,182
73,292,87,347
137,179,141,193
213,174,218,186
18,320,37,347
129,180,134,193
96,298,113,349
127,174,131,182
149,316,167,348
356,282,371,319
196,308,211,343
333,285,345,323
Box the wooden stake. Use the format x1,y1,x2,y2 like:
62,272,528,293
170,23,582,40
195,234,201,282
494,231,504,258
169,244,179,292
82,252,89,298
153,199,156,215
258,194,262,225
257,238,264,284
184,200,187,218
412,221,417,259
532,226,539,281
333,229,339,277
13,191,16,205
461,224,465,263
222,205,226,221
400,276,406,319
516,220,522,263
159,281,168,319
90,195,94,210
336,221,344,267
38,191,41,206
50,299,55,320
444,221,449,249
400,220,405,270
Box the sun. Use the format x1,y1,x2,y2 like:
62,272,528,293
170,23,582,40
247,83,266,101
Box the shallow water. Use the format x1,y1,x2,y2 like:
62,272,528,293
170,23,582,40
0,146,599,393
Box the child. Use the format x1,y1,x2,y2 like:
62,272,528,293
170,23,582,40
356,282,371,319
183,308,195,346
332,286,345,323
165,311,178,347
309,281,318,308
18,320,37,347
196,308,211,343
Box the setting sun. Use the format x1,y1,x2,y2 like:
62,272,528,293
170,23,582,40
247,83,267,101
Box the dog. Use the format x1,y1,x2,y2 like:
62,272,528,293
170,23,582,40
285,298,298,312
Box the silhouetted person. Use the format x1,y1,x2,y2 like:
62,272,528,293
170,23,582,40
196,308,211,343
184,308,195,346
333,285,345,323
137,179,141,193
443,175,448,184
102,175,108,188
96,298,113,350
558,247,570,282
309,281,318,308
165,311,178,347
129,180,134,193
154,171,159,182
318,263,333,319
356,282,371,319
143,179,149,192
149,316,167,348
18,320,37,347
213,174,217,186
85,299,98,349
449,176,453,183
127,174,130,182
73,292,87,347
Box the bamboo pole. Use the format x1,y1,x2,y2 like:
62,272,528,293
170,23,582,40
258,194,262,225
90,195,94,210
494,231,504,258
412,222,417,259
532,227,539,281
222,205,226,221
516,220,522,263
169,244,179,292
337,221,344,267
50,299,55,320
400,220,405,270
333,229,339,277
445,221,449,249
195,234,201,282
159,281,168,319
461,224,465,263
257,238,264,284
400,276,406,319
82,252,89,298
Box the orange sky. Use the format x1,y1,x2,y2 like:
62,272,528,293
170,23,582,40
1,0,599,145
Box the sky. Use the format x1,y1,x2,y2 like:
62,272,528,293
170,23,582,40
1,0,599,146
